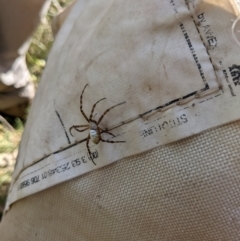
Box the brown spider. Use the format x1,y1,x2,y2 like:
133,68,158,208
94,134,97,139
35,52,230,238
69,84,126,165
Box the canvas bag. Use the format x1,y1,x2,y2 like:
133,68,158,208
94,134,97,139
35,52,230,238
1,0,240,240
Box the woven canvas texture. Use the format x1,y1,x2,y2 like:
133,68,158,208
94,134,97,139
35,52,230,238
1,120,240,241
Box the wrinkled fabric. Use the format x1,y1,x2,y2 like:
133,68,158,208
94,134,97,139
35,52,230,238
1,0,240,240
1,121,240,240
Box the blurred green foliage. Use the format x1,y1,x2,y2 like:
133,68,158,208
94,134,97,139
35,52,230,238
0,119,22,154
27,0,74,86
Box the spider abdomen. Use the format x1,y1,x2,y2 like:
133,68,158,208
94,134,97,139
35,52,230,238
90,129,100,144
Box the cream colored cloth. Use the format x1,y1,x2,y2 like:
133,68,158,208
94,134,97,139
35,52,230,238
1,121,240,240
1,0,240,240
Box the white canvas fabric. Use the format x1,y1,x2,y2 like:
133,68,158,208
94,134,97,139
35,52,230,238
1,0,240,240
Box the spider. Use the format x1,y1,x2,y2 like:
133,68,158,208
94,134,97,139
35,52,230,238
69,84,126,165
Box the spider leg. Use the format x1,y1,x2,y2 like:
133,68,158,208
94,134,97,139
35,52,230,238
99,127,116,137
102,131,115,138
80,84,90,122
69,125,89,137
86,134,96,165
89,97,106,120
97,101,126,125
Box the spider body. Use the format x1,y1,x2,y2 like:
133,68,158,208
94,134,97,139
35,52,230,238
89,122,100,144
69,84,126,165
